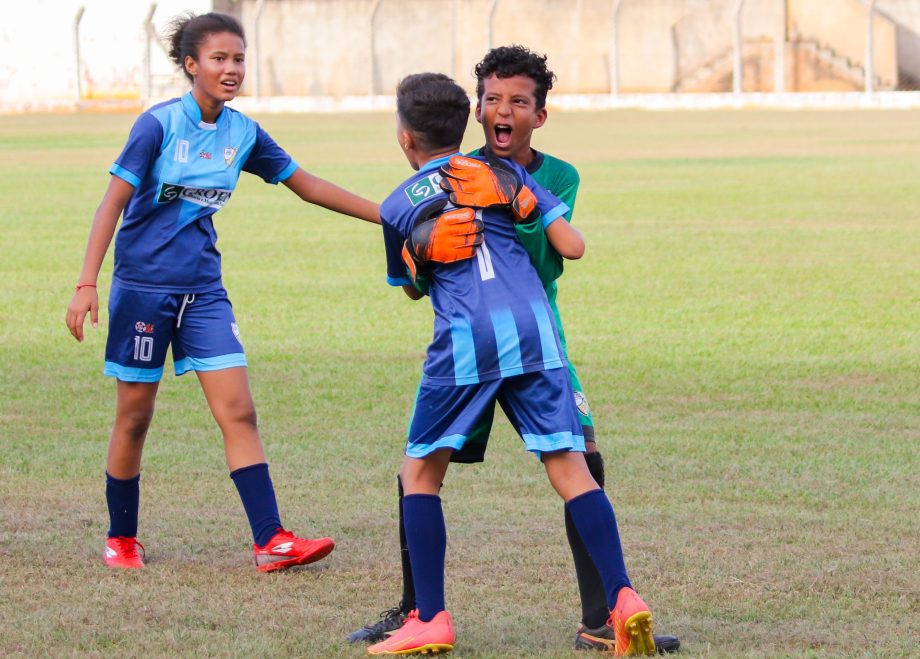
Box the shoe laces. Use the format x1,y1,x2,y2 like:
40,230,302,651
112,537,145,559
363,604,407,632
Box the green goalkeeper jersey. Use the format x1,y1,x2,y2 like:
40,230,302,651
515,149,579,297
511,149,580,359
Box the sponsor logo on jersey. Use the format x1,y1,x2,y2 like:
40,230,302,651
199,151,212,160
404,172,442,207
574,391,591,416
223,147,239,166
157,183,232,209
134,321,155,333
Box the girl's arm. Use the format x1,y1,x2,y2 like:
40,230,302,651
544,217,585,260
283,167,380,224
65,176,135,342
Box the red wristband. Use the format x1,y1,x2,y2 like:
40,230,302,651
75,284,97,291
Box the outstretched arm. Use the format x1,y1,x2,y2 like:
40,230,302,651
283,167,380,224
65,175,135,342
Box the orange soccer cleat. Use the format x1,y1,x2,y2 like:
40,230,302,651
609,587,656,656
103,536,145,569
367,609,455,656
253,528,335,572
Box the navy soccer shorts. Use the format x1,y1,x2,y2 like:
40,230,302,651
406,367,585,459
104,285,246,382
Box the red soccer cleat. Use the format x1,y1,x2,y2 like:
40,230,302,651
367,609,455,655
609,587,656,656
103,536,145,569
253,528,335,572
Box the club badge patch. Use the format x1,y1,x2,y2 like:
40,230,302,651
224,147,239,166
404,172,442,207
574,391,590,416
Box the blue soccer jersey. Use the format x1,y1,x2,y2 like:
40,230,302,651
109,92,298,293
381,153,571,386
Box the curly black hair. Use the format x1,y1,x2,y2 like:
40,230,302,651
396,73,470,151
474,45,556,109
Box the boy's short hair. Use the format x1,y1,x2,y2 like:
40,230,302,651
396,73,470,152
474,45,556,109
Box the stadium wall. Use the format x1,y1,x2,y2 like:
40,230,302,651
2,0,920,113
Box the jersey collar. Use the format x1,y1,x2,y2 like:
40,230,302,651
180,92,224,131
419,152,461,174
475,146,543,173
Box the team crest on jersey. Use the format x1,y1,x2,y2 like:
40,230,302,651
574,391,590,416
404,172,442,207
223,147,239,166
134,321,154,334
157,182,232,209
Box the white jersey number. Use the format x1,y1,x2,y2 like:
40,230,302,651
474,211,495,281
133,336,154,362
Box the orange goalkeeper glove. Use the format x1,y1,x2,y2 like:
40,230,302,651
401,199,484,284
438,153,538,223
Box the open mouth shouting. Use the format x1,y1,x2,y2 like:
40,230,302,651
493,123,513,150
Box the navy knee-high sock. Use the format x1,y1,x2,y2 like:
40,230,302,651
565,488,632,610
106,472,140,538
402,494,446,622
565,452,611,628
230,462,282,547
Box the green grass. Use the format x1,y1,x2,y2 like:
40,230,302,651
0,109,918,657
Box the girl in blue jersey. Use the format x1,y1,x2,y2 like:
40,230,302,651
64,12,379,571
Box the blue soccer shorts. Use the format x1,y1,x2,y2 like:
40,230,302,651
104,285,247,382
406,367,585,459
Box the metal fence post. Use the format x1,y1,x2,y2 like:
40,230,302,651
73,6,85,103
865,0,876,94
571,0,583,91
370,0,382,96
610,0,624,95
143,3,157,106
253,0,266,99
487,0,500,50
732,0,747,95
774,0,785,92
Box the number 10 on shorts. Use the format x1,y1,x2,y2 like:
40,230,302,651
133,336,154,362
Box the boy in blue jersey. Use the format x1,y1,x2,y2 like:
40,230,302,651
65,13,379,571
365,72,657,656
351,47,679,654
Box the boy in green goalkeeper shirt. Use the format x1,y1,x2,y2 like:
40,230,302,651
348,46,679,653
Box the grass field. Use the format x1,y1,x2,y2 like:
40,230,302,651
0,108,917,657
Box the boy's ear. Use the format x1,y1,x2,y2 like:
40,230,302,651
534,107,548,129
475,102,483,124
184,55,198,77
400,129,414,153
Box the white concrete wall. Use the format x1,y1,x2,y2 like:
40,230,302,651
0,0,209,110
2,0,917,112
